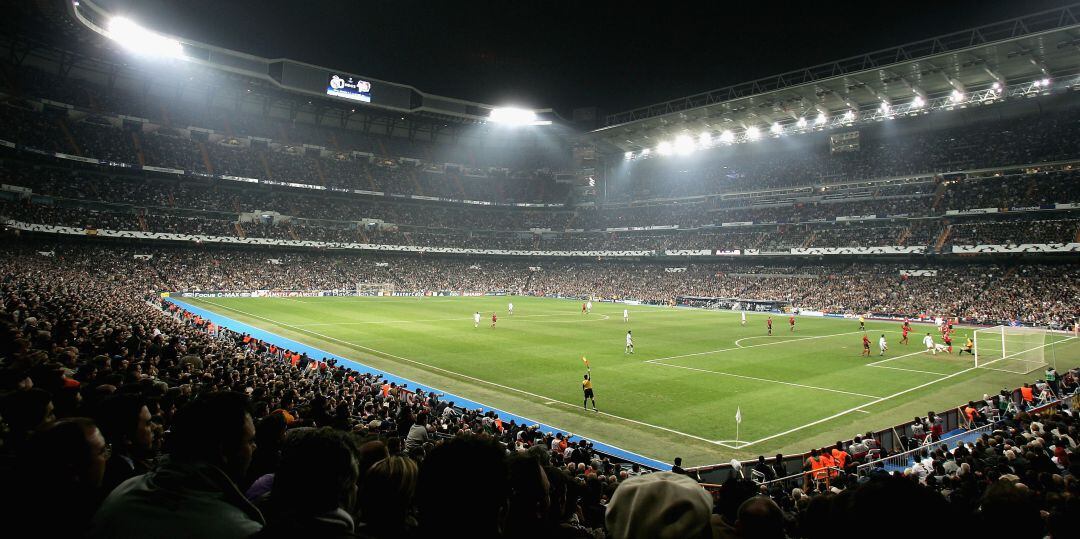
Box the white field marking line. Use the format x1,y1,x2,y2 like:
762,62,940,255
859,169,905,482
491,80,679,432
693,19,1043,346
199,300,725,447
865,346,942,366
855,410,871,414
532,314,611,323
733,339,1062,448
646,361,884,399
292,312,610,327
646,330,868,363
869,365,951,376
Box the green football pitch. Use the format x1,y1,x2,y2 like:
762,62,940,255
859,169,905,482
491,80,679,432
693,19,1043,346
185,295,1079,466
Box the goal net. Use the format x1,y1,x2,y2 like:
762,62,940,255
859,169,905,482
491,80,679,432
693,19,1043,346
356,282,395,297
973,326,1048,374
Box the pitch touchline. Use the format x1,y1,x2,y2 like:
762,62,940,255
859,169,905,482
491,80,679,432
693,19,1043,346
197,300,724,447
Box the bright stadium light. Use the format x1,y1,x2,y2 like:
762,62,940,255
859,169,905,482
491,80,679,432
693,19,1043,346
770,122,783,134
624,151,633,160
814,112,827,125
1039,78,1051,87
745,126,760,140
842,110,855,122
640,148,651,156
911,95,925,108
657,141,674,156
796,117,808,128
698,131,712,147
107,17,184,58
719,130,735,143
879,102,891,114
991,82,1002,91
674,134,696,155
489,107,538,126
949,89,964,103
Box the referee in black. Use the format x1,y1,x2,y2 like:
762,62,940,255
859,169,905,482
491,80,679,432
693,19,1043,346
583,373,597,412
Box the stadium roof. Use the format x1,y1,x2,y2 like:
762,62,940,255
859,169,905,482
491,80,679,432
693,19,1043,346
585,4,1080,154
62,0,556,127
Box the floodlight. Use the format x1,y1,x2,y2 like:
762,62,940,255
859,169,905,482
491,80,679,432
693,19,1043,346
624,151,633,160
699,132,712,147
770,122,782,134
842,110,855,122
657,141,674,156
991,82,1001,91
719,130,735,143
1040,78,1051,87
949,89,964,103
745,126,760,140
911,96,925,108
489,107,538,126
640,148,651,156
674,135,696,155
796,117,808,128
107,17,184,58
879,102,891,114
814,113,827,125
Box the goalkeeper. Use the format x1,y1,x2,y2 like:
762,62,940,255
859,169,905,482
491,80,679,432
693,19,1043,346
959,336,974,356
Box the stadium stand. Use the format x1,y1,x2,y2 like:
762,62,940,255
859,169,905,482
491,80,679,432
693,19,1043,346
1,0,1079,537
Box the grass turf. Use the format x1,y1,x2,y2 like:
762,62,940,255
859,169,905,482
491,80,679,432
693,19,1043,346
187,295,1079,466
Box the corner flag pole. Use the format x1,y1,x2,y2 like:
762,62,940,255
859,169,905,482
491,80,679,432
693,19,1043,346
735,407,742,447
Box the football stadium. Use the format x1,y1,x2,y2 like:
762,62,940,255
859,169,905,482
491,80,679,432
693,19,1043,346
1,1,1079,537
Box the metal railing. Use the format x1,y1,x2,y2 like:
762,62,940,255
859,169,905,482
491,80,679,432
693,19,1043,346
856,423,993,477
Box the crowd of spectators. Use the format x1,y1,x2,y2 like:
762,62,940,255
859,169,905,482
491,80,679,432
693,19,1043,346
0,238,1077,537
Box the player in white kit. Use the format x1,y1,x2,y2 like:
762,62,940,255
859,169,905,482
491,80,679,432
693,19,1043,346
923,333,936,355
586,301,592,314
623,308,629,322
878,334,888,356
474,311,481,328
625,330,634,354
741,311,746,326
508,302,514,316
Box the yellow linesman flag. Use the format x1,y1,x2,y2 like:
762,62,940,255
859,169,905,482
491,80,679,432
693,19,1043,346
582,356,589,368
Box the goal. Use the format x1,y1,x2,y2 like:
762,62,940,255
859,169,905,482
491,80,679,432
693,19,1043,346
973,325,1049,374
355,282,395,297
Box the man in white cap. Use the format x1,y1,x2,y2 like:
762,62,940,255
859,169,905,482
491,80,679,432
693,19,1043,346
605,472,717,539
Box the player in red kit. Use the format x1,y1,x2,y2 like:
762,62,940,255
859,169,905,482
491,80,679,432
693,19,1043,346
582,302,587,314
862,334,871,357
491,312,497,328
943,333,953,353
900,324,910,345
789,315,796,332
767,316,773,336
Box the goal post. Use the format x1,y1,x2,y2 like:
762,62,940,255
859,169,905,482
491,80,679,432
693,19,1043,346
973,325,1049,374
355,282,395,297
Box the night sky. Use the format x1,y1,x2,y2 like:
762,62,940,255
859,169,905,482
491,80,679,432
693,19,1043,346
98,0,1072,117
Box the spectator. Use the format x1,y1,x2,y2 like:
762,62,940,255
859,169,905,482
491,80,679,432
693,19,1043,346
357,455,419,538
89,392,263,538
415,434,508,539
6,417,109,536
94,394,155,494
605,472,717,539
257,427,362,538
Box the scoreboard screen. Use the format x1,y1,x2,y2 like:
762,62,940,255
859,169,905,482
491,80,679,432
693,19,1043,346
327,74,372,103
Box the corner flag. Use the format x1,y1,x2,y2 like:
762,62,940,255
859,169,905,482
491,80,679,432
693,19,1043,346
735,407,742,424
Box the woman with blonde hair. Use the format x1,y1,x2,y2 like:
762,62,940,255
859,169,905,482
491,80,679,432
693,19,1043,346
357,455,419,538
